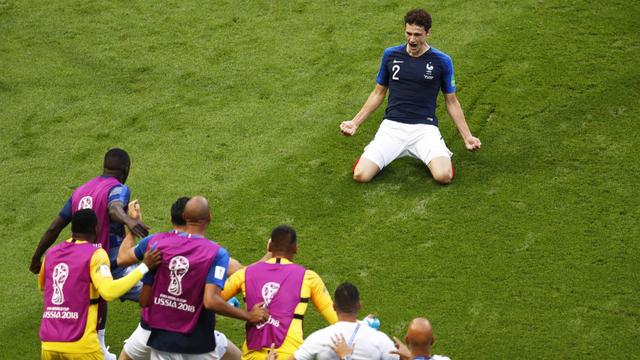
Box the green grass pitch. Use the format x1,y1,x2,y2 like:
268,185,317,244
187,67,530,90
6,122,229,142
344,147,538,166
1,0,639,358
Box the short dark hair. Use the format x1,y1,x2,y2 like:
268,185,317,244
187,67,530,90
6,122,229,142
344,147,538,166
71,209,98,234
270,225,297,252
103,148,130,171
171,197,191,226
404,8,432,31
334,282,360,314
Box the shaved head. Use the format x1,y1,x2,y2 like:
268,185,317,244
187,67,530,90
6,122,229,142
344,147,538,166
183,196,211,225
405,317,435,354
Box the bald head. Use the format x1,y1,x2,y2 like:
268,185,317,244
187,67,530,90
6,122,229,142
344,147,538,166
183,196,211,225
405,317,435,355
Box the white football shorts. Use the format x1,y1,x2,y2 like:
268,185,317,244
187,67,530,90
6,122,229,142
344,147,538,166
124,323,228,360
361,119,452,169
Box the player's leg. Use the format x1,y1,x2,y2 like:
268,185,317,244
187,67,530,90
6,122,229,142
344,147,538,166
427,157,454,184
409,126,453,184
214,329,241,360
353,157,380,183
120,323,151,360
354,120,406,183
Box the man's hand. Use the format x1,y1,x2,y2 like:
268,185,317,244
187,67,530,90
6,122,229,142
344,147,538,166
127,218,150,238
142,249,162,270
464,135,482,151
390,336,411,360
30,257,42,274
340,121,358,137
330,333,355,359
266,343,277,360
127,199,141,220
248,302,270,324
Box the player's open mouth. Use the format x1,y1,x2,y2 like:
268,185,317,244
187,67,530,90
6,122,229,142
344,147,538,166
409,43,418,49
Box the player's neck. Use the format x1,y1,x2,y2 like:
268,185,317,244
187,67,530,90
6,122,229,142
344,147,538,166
270,252,294,261
337,313,359,322
406,43,430,58
184,224,207,237
412,350,433,358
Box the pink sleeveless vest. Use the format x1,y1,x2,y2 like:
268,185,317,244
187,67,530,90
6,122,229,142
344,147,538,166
244,260,306,349
139,231,175,326
71,176,121,250
39,241,98,342
146,234,220,334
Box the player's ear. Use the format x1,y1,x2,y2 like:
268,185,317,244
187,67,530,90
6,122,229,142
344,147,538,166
267,239,272,252
432,334,436,346
292,244,298,254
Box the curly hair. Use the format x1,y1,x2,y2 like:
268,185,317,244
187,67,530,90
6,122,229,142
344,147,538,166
404,8,432,31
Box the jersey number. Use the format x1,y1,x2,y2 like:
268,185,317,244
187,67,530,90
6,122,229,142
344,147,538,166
392,65,400,80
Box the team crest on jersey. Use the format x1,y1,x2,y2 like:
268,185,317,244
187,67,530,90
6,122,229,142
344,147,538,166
424,62,434,80
168,256,190,296
77,196,93,210
52,263,69,305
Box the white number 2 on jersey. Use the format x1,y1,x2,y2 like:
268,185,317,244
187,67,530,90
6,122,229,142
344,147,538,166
392,64,400,80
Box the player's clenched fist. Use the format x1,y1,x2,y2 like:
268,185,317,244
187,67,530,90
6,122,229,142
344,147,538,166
464,135,482,151
340,120,358,136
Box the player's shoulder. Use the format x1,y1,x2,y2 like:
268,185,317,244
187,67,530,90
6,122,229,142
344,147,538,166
383,44,406,57
430,47,453,63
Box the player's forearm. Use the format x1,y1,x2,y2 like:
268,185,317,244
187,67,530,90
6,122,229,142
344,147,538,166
96,264,147,301
446,99,472,139
108,202,131,225
204,294,251,321
116,231,139,267
33,217,68,260
353,90,386,125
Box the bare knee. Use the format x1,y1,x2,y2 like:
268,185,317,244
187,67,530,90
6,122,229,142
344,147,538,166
431,169,453,184
353,168,373,183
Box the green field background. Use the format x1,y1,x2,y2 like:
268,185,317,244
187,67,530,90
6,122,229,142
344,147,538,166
1,0,638,358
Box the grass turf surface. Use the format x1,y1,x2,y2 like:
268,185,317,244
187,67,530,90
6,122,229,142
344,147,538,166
1,0,639,358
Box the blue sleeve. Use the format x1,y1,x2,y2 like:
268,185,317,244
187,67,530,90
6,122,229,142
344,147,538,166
376,49,391,86
108,184,130,205
59,197,72,220
441,55,456,94
142,270,155,285
206,247,229,288
133,234,155,260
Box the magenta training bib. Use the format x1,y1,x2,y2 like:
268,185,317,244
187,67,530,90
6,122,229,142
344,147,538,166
245,260,306,349
39,241,97,342
146,234,220,334
71,176,121,250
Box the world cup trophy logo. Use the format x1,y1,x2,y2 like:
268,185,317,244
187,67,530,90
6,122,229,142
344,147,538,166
77,196,93,210
168,256,189,296
261,282,281,307
52,263,69,305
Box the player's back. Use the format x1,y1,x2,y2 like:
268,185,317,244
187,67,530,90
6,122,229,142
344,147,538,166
296,321,398,360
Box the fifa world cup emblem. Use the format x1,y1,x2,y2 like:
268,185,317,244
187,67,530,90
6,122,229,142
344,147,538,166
261,282,281,307
77,196,93,210
168,256,189,296
52,263,69,305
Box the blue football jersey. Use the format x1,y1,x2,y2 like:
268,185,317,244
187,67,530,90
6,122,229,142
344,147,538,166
376,45,456,126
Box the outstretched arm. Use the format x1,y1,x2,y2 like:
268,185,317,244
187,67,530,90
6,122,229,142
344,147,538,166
340,84,388,136
444,93,481,151
30,216,70,274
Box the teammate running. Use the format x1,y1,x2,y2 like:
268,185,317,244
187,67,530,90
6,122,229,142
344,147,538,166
340,9,481,184
221,225,338,360
38,209,161,360
30,148,149,359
